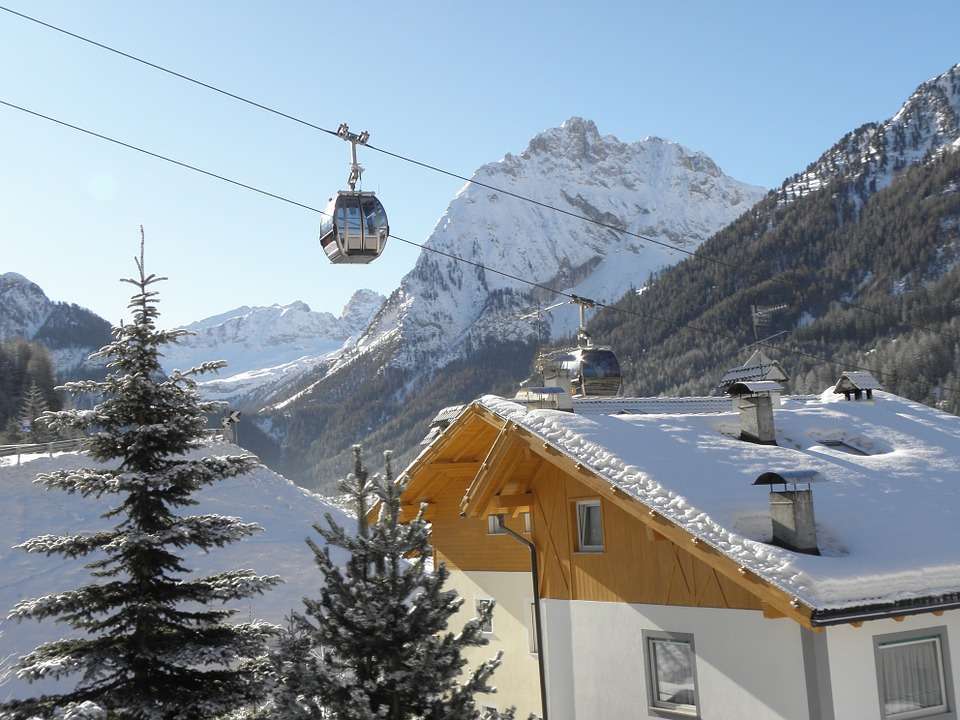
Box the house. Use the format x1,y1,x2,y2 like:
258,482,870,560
398,381,960,720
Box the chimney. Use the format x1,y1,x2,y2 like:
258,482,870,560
754,471,823,555
727,381,782,445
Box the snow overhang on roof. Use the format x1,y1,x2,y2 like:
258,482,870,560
462,390,960,619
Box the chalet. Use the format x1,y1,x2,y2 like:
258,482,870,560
399,381,960,720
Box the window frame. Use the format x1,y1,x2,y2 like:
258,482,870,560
475,597,494,634
575,499,604,553
642,629,701,719
487,513,506,535
873,626,956,720
527,599,538,654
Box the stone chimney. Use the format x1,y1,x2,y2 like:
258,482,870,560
727,381,782,445
754,471,823,555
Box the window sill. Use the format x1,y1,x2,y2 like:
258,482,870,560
573,549,605,555
647,706,699,720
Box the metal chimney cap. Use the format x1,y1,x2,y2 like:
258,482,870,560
754,469,826,486
727,380,784,396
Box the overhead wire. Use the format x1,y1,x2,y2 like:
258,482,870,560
1,2,953,347
2,97,957,396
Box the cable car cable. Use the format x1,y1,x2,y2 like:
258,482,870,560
0,4,341,140
2,97,954,397
0,3,729,262
2,3,953,346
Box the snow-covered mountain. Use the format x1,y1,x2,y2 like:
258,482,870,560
781,63,960,202
161,289,385,407
0,272,111,377
254,118,767,490
0,443,352,700
302,118,766,387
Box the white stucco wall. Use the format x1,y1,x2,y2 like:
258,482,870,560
540,599,809,720
825,610,960,720
444,569,543,719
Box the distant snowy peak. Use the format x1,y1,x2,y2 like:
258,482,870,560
781,63,960,202
0,272,51,339
0,272,111,376
330,117,765,377
340,289,387,336
175,291,385,353
162,291,385,405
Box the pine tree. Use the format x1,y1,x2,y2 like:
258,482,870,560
269,446,511,720
0,234,282,719
17,380,50,443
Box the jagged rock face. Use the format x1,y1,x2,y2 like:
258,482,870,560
335,118,766,379
781,64,960,202
339,289,388,336
0,272,110,377
160,290,385,407
0,273,51,340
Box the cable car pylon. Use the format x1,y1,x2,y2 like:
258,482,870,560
318,123,390,264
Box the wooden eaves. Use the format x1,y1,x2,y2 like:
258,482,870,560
452,402,818,630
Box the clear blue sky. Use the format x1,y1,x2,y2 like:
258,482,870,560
2,0,958,326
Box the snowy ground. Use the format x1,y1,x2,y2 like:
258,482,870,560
0,444,353,701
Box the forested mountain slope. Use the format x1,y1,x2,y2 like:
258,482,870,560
592,129,960,410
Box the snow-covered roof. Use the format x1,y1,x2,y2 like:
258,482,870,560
717,350,790,389
835,370,882,392
573,396,732,415
475,390,960,613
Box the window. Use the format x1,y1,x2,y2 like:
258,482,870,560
523,511,533,534
528,601,538,654
874,627,955,720
487,513,506,535
576,500,604,552
643,630,700,717
475,598,494,633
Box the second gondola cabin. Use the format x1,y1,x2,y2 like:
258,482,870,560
319,191,389,264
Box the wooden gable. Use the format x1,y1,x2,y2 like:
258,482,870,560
400,404,815,629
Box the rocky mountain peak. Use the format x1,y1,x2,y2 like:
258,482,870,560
340,289,386,335
313,117,766,386
0,272,110,376
781,63,960,202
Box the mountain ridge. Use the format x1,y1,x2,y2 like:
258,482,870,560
261,117,768,489
0,272,111,378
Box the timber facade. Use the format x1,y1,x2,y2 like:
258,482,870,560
401,401,960,720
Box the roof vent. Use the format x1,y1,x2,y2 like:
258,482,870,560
834,371,881,401
754,470,824,555
727,381,782,445
718,349,790,394
420,404,465,445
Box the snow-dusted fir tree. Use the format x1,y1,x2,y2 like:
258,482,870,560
0,235,281,719
17,380,50,442
270,446,510,720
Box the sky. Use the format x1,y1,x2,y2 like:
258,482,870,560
2,1,959,327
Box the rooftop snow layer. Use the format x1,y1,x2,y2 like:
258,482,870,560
477,390,960,611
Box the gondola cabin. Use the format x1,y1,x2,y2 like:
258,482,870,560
319,190,389,264
540,346,623,398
